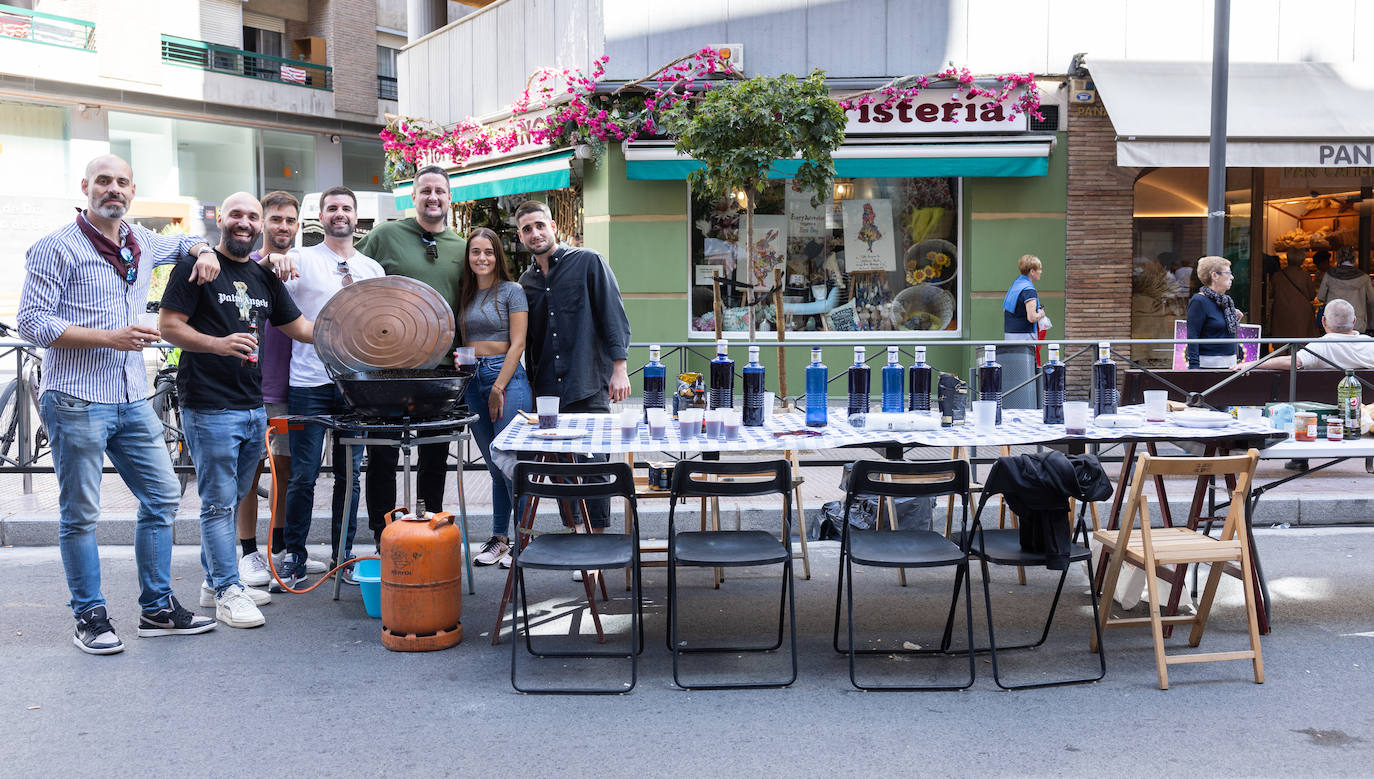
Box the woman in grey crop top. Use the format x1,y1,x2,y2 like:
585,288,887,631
459,227,534,568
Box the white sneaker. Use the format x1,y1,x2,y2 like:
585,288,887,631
215,584,266,628
201,581,271,608
474,536,510,566
238,551,270,587
276,551,328,575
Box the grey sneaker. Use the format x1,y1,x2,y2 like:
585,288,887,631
474,536,510,566
74,605,124,655
136,596,217,637
269,553,308,593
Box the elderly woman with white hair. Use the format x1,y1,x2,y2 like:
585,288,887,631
1186,255,1244,369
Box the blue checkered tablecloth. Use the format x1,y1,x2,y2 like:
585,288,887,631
491,405,1279,455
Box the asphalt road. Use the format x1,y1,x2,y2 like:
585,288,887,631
2,529,1373,776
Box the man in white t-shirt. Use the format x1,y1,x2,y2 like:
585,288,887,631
273,186,384,589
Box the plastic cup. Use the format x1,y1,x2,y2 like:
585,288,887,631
973,400,997,428
535,396,559,429
722,410,741,440
1237,406,1263,423
763,392,775,422
704,409,723,438
647,408,667,439
678,408,701,439
1143,390,1168,422
1064,401,1090,435
619,409,639,442
453,346,476,367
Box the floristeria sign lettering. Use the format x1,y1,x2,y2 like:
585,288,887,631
844,89,1027,135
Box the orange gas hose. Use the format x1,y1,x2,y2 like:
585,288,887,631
263,419,377,594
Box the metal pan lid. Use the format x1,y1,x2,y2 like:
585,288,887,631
313,276,455,374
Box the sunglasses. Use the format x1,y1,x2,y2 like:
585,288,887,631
119,246,136,284
420,233,438,260
336,260,354,287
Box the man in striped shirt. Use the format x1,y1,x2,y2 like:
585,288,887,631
18,154,221,654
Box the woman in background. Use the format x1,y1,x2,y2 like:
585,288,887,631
1001,253,1047,408
1186,255,1242,369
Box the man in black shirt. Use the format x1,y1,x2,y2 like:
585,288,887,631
516,200,631,532
160,192,313,629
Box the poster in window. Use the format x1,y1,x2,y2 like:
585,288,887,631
785,186,827,238
1172,320,1261,368
738,215,788,289
841,199,897,272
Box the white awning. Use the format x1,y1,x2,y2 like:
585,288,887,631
1086,59,1374,167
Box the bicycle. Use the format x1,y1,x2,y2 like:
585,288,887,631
0,321,46,467
145,303,194,495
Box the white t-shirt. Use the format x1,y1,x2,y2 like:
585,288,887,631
283,242,385,387
1298,332,1374,370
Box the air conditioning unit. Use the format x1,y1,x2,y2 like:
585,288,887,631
1070,77,1096,104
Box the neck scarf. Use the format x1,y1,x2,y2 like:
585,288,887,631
1003,274,1034,314
74,210,141,282
1201,285,1239,336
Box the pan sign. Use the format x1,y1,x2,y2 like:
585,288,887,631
844,89,1028,135
1318,144,1374,166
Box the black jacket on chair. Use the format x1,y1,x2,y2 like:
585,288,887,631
982,452,1113,570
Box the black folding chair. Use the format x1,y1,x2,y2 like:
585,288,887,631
667,459,797,690
832,459,976,691
509,461,642,695
960,454,1109,690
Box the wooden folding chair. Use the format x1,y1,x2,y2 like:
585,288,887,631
1091,449,1264,689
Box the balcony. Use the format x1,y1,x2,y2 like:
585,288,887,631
160,34,332,91
378,74,397,101
0,3,95,51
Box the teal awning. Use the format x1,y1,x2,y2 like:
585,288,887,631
624,139,1053,181
395,149,575,208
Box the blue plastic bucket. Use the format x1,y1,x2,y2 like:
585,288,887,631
354,558,382,618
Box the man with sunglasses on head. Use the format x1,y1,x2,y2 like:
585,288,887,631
354,165,464,547
19,154,222,654
268,185,384,589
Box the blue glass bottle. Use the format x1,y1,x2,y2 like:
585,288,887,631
1093,342,1119,416
978,344,1003,425
642,344,665,422
881,345,904,412
709,338,735,409
1042,343,1065,425
742,345,766,427
908,345,932,412
846,346,870,417
805,347,828,427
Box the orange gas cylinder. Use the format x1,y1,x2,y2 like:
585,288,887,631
379,508,463,651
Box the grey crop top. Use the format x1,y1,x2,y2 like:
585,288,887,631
461,281,527,342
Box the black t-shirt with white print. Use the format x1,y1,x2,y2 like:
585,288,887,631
161,250,302,410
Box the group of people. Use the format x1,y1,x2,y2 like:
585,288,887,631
18,155,631,654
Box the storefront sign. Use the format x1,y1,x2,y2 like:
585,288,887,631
1279,166,1374,189
1317,144,1374,166
844,89,1027,135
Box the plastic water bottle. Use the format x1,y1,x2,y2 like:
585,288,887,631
642,344,665,421
1338,369,1362,436
881,346,904,412
977,345,1002,424
742,346,766,427
1042,343,1065,425
805,347,828,427
709,338,735,409
846,346,870,417
1092,341,1118,416
908,346,932,412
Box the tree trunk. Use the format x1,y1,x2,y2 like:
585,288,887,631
773,267,789,402
744,191,757,343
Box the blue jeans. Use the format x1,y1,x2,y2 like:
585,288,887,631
41,391,180,616
463,356,533,537
285,384,363,562
181,406,266,595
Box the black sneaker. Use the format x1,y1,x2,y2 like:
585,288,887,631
1284,459,1310,472
136,595,217,637
74,605,124,655
269,552,309,593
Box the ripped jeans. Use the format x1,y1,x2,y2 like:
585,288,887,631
181,406,266,595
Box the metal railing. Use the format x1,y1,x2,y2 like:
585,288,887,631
377,74,397,100
0,3,95,51
160,34,332,91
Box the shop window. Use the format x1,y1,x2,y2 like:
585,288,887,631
687,176,961,337
261,128,314,199
0,101,68,197
342,137,384,192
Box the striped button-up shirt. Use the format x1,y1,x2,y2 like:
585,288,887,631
18,220,201,403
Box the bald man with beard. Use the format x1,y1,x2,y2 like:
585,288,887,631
19,154,221,654
160,191,314,629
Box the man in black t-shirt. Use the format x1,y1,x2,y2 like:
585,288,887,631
160,192,313,630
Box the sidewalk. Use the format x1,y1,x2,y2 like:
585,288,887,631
3,441,1370,546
